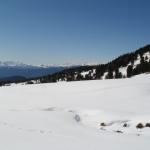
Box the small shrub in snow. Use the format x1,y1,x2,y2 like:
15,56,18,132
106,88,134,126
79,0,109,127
123,123,128,127
100,122,106,126
26,81,34,84
115,130,123,133
136,123,144,129
145,123,150,127
74,114,81,122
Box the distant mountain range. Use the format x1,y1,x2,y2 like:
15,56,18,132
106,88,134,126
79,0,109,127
0,63,68,82
1,45,150,85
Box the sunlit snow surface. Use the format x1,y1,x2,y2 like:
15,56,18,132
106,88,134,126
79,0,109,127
0,74,150,150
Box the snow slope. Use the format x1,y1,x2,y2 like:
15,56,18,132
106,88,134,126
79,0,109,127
0,74,150,150
79,51,150,79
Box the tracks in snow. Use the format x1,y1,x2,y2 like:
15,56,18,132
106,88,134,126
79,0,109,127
0,107,150,137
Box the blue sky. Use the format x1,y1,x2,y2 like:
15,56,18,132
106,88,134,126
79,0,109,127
0,0,150,65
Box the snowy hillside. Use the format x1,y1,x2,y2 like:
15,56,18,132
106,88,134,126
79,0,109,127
80,51,150,79
32,45,150,84
0,74,150,150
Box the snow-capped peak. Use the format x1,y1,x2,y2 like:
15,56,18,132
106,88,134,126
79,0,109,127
0,61,32,67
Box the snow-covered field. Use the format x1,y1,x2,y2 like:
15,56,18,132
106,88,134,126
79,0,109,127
0,74,150,150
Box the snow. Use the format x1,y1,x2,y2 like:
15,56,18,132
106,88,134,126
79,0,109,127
81,70,90,77
119,66,127,77
134,55,141,66
0,74,150,149
118,52,150,76
80,69,96,78
101,72,108,79
143,52,150,62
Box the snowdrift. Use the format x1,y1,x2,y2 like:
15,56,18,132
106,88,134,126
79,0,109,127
0,74,150,150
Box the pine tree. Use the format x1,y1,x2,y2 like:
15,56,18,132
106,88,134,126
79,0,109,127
127,65,133,77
